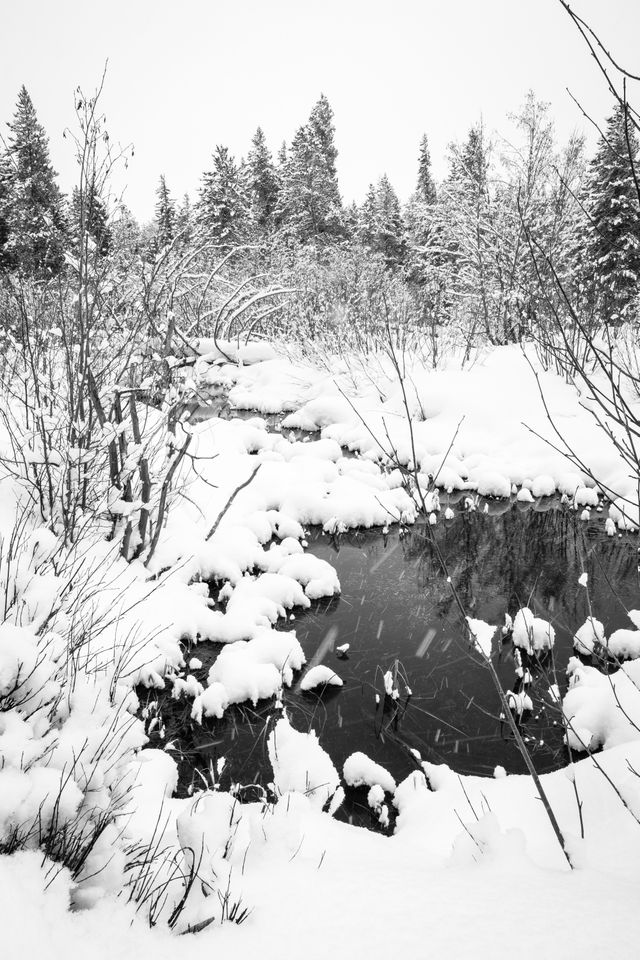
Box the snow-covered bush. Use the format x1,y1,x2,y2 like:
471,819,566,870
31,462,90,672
0,514,146,905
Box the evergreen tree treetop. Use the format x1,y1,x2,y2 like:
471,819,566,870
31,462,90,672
357,174,405,268
155,174,176,248
308,94,338,175
0,151,12,267
247,127,279,231
198,144,248,245
417,134,437,205
70,178,111,256
583,102,640,322
449,122,490,193
278,95,343,244
3,85,67,275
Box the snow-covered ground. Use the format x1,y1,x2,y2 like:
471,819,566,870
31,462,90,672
2,339,640,958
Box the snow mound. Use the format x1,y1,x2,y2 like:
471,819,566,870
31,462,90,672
563,657,640,751
300,665,343,691
343,751,396,793
573,618,605,656
268,718,340,809
607,628,640,660
512,607,555,653
466,617,495,658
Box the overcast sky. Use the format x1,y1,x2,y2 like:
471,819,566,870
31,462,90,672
2,0,640,222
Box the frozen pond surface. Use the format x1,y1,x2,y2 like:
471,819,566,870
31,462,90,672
142,489,639,825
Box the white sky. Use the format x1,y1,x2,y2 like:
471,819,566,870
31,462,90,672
2,0,640,222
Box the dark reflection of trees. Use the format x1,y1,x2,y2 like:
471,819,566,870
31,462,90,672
148,502,640,796
391,502,638,634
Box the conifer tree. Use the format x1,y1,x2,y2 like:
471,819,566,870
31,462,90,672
375,175,406,267
246,127,279,233
280,95,343,243
109,204,141,263
308,95,339,183
358,176,405,267
3,86,67,275
405,133,440,284
198,145,248,246
443,121,492,270
175,193,193,244
450,124,490,191
357,183,378,248
0,152,12,269
582,103,640,323
277,141,288,168
436,122,500,337
155,174,176,248
416,134,437,205
343,200,360,239
70,178,111,256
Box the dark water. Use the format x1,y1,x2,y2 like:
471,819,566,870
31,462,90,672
141,493,639,825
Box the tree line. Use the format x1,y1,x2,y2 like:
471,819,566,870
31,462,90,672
1,85,639,342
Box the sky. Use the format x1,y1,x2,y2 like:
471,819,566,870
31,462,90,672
2,0,640,222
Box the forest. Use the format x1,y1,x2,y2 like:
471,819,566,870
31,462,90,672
1,81,638,355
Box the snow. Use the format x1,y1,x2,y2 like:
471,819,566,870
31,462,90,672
562,656,640,750
193,628,306,716
466,617,496,658
300,664,343,691
212,343,630,519
608,627,640,659
367,783,386,813
343,751,396,793
531,473,556,497
573,617,606,655
276,553,340,600
512,607,556,653
506,689,533,717
268,717,340,809
3,336,640,957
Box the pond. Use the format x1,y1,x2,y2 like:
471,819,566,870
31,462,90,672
141,487,640,827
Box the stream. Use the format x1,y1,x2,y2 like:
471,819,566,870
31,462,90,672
141,476,640,826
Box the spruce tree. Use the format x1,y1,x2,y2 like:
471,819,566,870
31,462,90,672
416,134,437,205
155,174,176,248
109,204,141,264
70,178,111,256
435,122,499,337
246,127,279,232
175,193,193,245
198,145,248,246
280,95,343,243
343,200,360,239
0,152,12,269
308,95,339,182
443,122,491,269
357,183,378,248
583,103,640,323
277,141,288,168
405,133,439,284
358,176,405,268
375,175,406,267
3,86,67,275
450,124,489,190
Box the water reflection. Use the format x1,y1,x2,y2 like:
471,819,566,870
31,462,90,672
142,497,639,822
